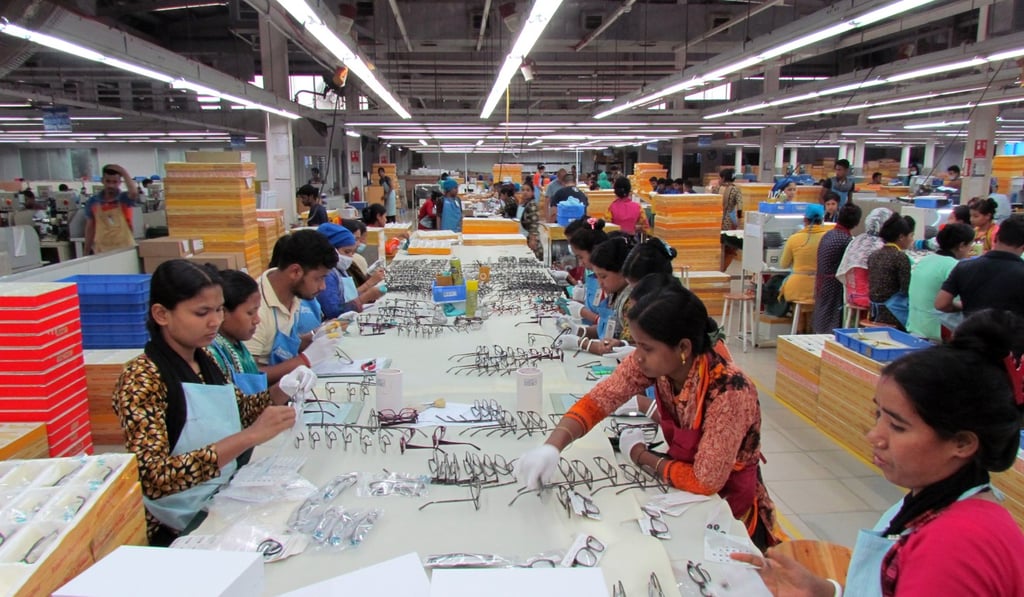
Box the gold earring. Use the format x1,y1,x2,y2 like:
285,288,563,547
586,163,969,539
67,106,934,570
680,354,687,365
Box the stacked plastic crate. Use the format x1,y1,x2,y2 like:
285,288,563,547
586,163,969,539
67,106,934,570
0,283,92,456
164,162,262,273
59,275,150,350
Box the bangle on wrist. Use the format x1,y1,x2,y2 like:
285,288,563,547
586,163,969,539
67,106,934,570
551,426,576,445
644,399,658,418
826,579,842,597
299,353,311,368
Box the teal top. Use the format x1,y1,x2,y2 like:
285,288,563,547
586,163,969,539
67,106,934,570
209,335,261,376
906,253,957,340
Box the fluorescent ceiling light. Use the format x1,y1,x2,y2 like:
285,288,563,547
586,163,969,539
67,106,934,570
987,48,1024,62
418,139,428,146
480,0,564,119
757,23,854,61
153,2,227,11
528,139,543,146
904,120,969,129
475,140,484,146
345,130,361,138
273,1,410,119
886,58,987,82
869,103,976,119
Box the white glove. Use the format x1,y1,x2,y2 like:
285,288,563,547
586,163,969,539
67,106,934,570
602,344,636,362
279,365,317,398
572,285,587,303
516,444,561,491
567,301,585,319
556,333,584,351
301,335,341,368
550,269,570,283
618,427,647,463
613,396,640,416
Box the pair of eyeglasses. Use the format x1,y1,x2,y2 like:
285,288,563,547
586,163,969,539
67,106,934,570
640,506,670,539
20,531,57,564
687,561,712,596
418,479,482,511
373,408,419,427
556,485,600,520
568,535,605,567
400,427,480,454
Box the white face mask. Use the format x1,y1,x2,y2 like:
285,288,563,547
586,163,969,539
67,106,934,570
336,254,354,271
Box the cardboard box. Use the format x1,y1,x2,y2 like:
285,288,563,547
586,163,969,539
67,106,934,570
136,237,204,258
54,546,264,597
143,252,244,274
184,150,252,163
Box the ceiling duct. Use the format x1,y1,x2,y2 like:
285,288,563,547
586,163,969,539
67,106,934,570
0,0,57,79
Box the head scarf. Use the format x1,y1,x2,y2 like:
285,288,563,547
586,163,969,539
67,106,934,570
318,223,356,248
441,179,459,193
597,171,612,189
804,204,825,223
835,207,892,278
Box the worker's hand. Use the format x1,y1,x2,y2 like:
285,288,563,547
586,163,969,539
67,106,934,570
554,315,582,333
301,335,342,368
362,286,384,303
613,396,640,416
571,285,587,303
369,269,386,285
566,301,585,320
556,333,584,351
618,427,647,463
278,365,317,398
602,344,635,362
247,405,297,445
550,269,570,283
515,444,561,491
730,551,835,597
312,319,346,341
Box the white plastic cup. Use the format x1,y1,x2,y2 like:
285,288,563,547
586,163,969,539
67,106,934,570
375,368,403,412
515,367,543,413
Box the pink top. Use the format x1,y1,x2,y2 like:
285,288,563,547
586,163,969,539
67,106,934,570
607,198,642,234
884,498,1024,596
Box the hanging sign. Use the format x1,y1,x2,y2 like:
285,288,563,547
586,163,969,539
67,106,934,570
350,151,360,163
42,108,71,131
973,139,988,159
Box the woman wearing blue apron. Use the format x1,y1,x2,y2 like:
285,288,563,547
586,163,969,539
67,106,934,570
209,270,271,395
112,260,317,546
565,217,611,326
735,311,1024,595
315,223,386,318
557,235,634,356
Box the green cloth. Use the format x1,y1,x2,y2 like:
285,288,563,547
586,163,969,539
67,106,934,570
210,335,260,375
906,253,957,340
597,172,612,189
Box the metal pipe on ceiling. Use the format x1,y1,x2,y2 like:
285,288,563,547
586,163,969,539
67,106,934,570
573,0,637,52
387,0,414,52
475,0,492,52
671,0,785,52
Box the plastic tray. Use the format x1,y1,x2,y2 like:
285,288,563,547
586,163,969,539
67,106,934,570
78,301,149,316
913,197,950,208
0,332,82,367
0,318,81,347
431,281,467,304
58,274,151,295
0,283,77,309
759,202,810,214
833,328,932,362
81,331,149,350
0,360,86,396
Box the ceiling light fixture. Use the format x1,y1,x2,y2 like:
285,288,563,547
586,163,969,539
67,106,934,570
153,2,228,11
418,139,428,146
480,0,564,119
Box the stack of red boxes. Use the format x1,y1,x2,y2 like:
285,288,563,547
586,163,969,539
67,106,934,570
0,283,93,456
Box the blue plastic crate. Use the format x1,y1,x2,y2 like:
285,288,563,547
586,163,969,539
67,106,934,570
78,301,150,316
913,197,950,208
79,310,148,326
833,328,932,363
58,274,150,295
432,281,467,304
759,202,809,214
81,332,149,349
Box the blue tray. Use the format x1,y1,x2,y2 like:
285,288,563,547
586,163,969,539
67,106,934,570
59,274,151,295
913,197,950,208
82,333,149,349
432,281,466,304
79,302,149,316
759,202,809,214
833,328,932,362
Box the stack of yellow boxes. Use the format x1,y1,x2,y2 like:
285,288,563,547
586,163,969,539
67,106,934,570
631,163,666,194
492,163,523,185
365,163,400,206
735,182,775,221
0,454,147,596
0,423,48,461
84,349,143,446
462,219,520,235
993,155,1024,194
164,162,262,273
817,340,882,463
775,335,830,421
685,272,731,319
255,209,285,275
585,190,616,222
651,193,723,271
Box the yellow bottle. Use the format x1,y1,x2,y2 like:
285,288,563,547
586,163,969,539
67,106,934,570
465,279,478,317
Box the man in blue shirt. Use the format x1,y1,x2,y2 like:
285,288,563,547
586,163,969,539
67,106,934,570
298,184,328,226
84,164,138,254
437,179,463,232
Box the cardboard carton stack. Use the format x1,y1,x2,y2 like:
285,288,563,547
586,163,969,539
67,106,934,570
365,163,401,207
631,163,666,194
651,193,723,271
136,237,205,274
993,155,1024,194
0,423,48,461
817,340,882,463
775,335,829,421
492,163,523,185
685,272,730,319
583,190,616,221
735,183,774,218
84,349,143,446
164,161,261,273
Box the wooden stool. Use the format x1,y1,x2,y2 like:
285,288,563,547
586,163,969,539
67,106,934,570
842,302,869,328
722,293,755,352
790,300,816,335
772,540,853,586
859,319,895,328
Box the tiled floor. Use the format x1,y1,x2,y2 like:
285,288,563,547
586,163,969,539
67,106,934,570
729,344,906,548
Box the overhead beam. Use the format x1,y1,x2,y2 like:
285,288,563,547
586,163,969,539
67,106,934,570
672,0,786,52
476,0,492,52
573,0,638,52
387,0,414,52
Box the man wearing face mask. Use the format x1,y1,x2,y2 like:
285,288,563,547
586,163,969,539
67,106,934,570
340,218,371,276
315,223,387,318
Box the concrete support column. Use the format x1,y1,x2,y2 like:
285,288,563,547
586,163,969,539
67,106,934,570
853,140,866,176
759,127,778,183
900,145,913,176
963,105,998,199
923,141,937,172
259,15,296,225
735,146,743,170
344,84,363,198
837,144,848,162
775,145,785,175
670,139,684,179
788,147,798,169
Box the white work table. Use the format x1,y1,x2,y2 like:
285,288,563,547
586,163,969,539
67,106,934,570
192,242,760,596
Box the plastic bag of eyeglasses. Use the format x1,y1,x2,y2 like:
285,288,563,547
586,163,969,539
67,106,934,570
0,521,64,564
423,550,565,570
310,506,383,551
357,472,430,498
210,471,317,506
171,521,309,563
286,473,359,533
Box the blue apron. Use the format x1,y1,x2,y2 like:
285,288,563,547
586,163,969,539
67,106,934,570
340,273,359,305
871,292,910,327
440,196,463,232
143,382,241,531
594,295,615,340
269,307,301,366
845,483,992,596
294,299,323,336
208,341,268,395
830,177,854,207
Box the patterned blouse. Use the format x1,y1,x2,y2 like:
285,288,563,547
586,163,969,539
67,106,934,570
867,244,911,327
112,353,271,541
720,184,742,230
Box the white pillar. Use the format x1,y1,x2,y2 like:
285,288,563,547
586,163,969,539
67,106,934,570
963,105,998,199
735,146,743,170
853,140,866,177
923,141,937,172
900,146,912,176
759,127,778,183
775,145,785,175
788,147,798,169
670,139,684,179
259,15,297,225
837,144,847,162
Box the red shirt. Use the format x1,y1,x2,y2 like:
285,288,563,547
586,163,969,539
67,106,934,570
886,498,1024,596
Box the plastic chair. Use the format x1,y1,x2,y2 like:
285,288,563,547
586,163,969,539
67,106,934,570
722,293,755,352
790,300,815,335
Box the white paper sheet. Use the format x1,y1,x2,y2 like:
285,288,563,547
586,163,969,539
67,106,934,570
430,568,607,597
278,552,430,597
411,402,482,427
13,226,26,257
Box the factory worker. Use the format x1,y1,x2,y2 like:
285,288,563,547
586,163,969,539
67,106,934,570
113,260,315,546
738,311,1024,595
